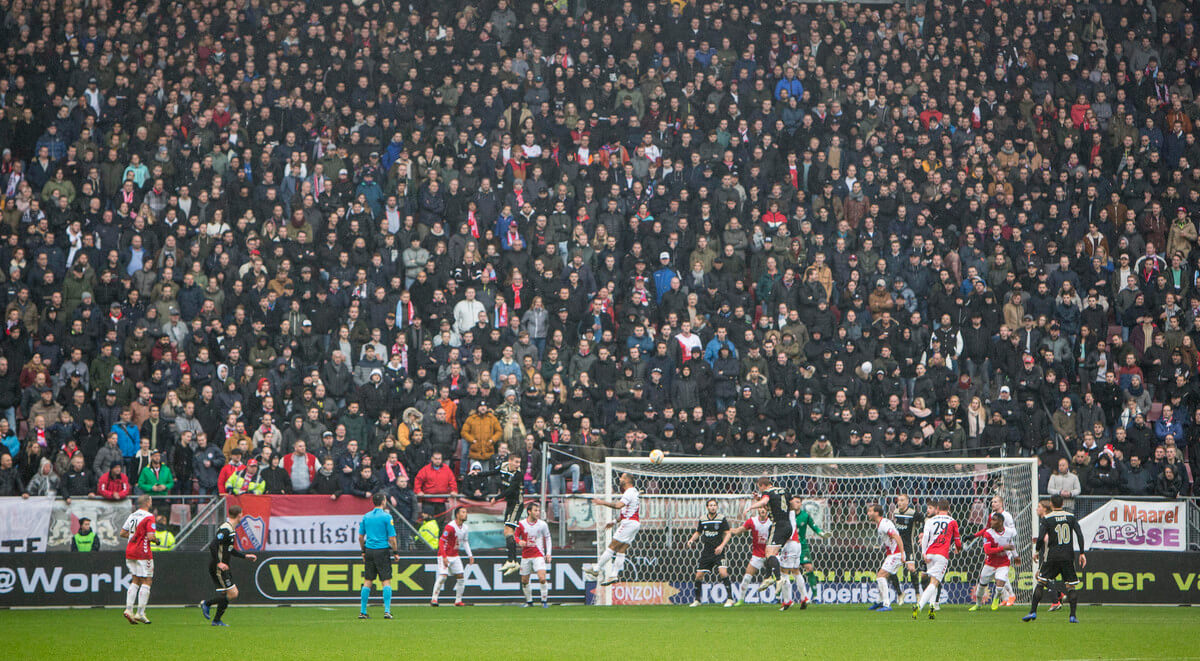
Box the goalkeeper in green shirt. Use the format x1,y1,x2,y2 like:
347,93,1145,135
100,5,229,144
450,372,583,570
780,495,830,609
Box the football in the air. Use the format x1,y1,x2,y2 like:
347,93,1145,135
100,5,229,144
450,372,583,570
648,449,665,464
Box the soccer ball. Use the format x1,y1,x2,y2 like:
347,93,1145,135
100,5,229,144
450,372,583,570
648,449,665,464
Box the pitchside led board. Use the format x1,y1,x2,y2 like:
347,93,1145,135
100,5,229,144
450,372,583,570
1,551,1198,608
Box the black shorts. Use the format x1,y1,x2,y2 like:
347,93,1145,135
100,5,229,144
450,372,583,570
210,566,234,591
503,500,525,528
769,522,793,547
363,548,393,582
696,553,727,574
1038,557,1079,586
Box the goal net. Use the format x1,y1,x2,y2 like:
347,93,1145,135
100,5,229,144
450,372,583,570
590,457,1037,607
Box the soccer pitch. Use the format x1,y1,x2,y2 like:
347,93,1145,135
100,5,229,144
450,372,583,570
2,604,1195,660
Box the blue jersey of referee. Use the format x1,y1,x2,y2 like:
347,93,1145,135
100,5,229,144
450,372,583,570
360,508,396,549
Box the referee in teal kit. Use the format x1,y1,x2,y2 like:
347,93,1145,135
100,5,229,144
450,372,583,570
359,492,398,619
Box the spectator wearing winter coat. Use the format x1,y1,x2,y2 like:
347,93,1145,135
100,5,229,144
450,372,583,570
25,458,60,497
312,458,343,498
0,454,22,496
385,473,418,523
97,464,131,500
260,454,293,494
1123,455,1155,495
1085,453,1123,495
1153,465,1184,499
414,451,458,516
461,403,502,463
137,449,175,495
93,432,124,476
61,454,95,499
192,435,225,494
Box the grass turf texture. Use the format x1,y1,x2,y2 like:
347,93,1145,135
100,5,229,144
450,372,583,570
2,604,1195,660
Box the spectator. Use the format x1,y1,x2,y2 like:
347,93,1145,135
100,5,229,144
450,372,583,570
385,473,417,524
461,402,502,470
0,454,21,496
97,464,131,500
192,435,226,496
137,449,175,496
347,465,380,499
414,451,458,517
283,440,317,494
312,458,343,499
25,458,59,497
261,454,293,495
1153,465,1184,499
226,459,266,495
61,454,95,502
1047,458,1082,510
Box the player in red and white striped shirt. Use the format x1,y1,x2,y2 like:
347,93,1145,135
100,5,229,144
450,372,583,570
431,506,473,606
516,502,552,607
728,507,772,605
970,512,1017,611
119,495,156,624
866,504,905,612
587,473,639,586
914,500,961,619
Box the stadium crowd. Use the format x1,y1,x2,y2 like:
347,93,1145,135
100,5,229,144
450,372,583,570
0,0,1198,518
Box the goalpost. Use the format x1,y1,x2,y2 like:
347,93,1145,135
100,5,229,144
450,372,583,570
590,457,1038,607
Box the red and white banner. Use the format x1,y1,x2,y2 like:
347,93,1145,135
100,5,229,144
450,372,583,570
1077,499,1188,552
225,495,372,551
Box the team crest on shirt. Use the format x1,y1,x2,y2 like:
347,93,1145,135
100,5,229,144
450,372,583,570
237,516,267,551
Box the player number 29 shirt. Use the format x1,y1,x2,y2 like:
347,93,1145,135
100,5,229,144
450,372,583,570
921,514,961,556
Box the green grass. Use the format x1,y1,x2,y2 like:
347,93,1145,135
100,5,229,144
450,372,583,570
2,604,1196,660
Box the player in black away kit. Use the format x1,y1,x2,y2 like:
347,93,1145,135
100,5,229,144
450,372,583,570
743,476,792,591
199,505,257,626
686,498,734,607
1023,494,1086,623
486,453,525,575
891,494,924,604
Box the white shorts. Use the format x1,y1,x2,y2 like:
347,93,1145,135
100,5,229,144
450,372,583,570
980,565,1010,584
924,554,949,581
780,541,803,569
747,555,765,571
613,519,641,544
879,553,904,575
126,559,154,578
520,556,548,575
437,556,464,577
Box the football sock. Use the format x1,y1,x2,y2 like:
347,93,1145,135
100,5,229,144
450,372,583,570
976,583,987,605
213,596,229,622
888,574,901,602
506,536,518,562
360,585,371,613
597,548,614,573
454,577,465,602
876,577,891,605
613,553,626,575
136,584,151,616
539,581,548,602
918,583,937,610
935,582,942,603
432,574,446,601
1030,583,1045,613
1067,590,1078,616
383,585,392,613
781,575,793,603
693,579,703,601
721,574,732,595
522,582,532,603
126,583,138,611
739,574,754,598
796,574,810,601
806,571,818,591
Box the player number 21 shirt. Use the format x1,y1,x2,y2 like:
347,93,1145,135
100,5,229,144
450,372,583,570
122,509,155,560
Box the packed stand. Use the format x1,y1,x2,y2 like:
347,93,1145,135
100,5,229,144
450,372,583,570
0,0,1197,520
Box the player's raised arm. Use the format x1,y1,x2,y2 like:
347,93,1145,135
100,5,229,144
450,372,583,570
742,494,769,514
591,496,623,509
